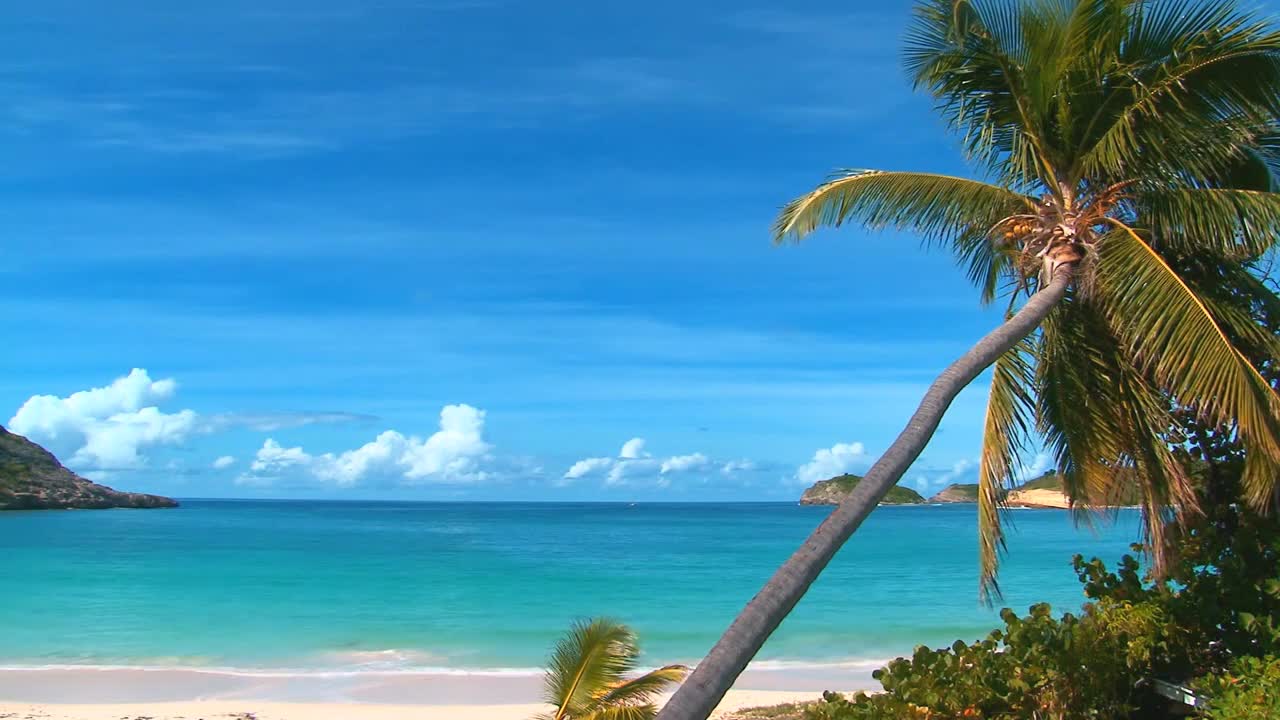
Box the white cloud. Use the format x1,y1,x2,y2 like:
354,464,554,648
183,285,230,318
205,411,373,432
212,455,236,469
7,368,198,470
619,437,647,459
1016,452,1052,482
794,441,867,486
564,456,612,480
721,459,756,475
250,438,313,472
606,458,659,486
238,404,491,487
661,453,708,474
561,439,721,487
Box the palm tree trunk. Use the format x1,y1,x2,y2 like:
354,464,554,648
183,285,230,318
655,267,1075,720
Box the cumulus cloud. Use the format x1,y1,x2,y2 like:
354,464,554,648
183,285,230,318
794,441,867,486
238,404,492,487
7,369,198,470
564,456,612,480
212,455,236,469
561,439,722,487
661,453,709,474
619,437,647,459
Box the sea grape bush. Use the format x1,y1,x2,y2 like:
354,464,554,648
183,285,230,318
806,602,1160,720
1192,656,1280,720
808,481,1280,720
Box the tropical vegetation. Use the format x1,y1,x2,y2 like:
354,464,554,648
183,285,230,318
806,465,1280,719
537,618,688,720
657,0,1280,717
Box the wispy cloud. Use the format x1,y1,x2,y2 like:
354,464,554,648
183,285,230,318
206,411,378,433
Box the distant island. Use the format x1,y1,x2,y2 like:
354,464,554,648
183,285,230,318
0,426,178,510
929,483,980,503
799,473,926,506
928,472,1140,508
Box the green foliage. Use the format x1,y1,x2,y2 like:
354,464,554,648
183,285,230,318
939,484,980,501
806,603,1160,720
537,618,687,720
1194,656,1280,720
1017,472,1060,492
809,471,1280,720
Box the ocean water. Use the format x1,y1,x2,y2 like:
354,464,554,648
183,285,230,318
2,501,1142,674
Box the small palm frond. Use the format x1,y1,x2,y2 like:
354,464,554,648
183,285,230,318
772,171,1034,279
593,665,688,708
1093,220,1280,504
977,336,1036,603
1137,188,1280,258
544,619,641,720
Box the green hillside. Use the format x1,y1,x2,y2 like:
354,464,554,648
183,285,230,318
800,474,926,506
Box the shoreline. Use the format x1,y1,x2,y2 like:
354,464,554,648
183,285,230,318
0,691,825,720
0,663,879,705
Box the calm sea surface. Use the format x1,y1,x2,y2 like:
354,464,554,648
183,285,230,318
2,501,1142,672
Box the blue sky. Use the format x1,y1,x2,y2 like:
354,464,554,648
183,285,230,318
0,0,1089,500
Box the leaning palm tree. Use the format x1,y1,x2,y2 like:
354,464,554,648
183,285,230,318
537,618,688,720
657,1,1280,718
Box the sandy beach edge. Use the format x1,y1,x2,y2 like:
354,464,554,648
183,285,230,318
0,690,830,720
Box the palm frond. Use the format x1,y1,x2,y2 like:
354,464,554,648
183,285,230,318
544,619,641,720
1137,188,1280,258
1035,297,1129,512
976,336,1036,603
904,0,1056,182
593,665,688,708
1077,1,1280,180
579,705,661,720
1093,220,1280,503
772,172,1034,290
1104,339,1199,576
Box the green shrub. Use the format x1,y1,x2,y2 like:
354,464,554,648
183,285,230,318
806,602,1161,720
807,484,1280,720
1193,656,1280,720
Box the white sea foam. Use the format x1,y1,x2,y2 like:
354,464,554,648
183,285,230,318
0,655,889,679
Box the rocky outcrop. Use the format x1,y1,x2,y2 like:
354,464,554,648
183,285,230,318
0,426,178,510
929,483,980,503
799,473,927,506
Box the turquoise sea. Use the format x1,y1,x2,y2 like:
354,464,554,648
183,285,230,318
2,501,1142,674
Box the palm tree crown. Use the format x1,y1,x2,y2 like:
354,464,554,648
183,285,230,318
538,618,688,720
774,0,1280,596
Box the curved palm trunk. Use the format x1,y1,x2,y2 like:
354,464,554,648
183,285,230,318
656,267,1075,720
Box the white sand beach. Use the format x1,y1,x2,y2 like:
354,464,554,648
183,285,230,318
0,690,818,720
0,665,875,720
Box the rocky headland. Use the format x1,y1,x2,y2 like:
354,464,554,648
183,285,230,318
0,426,178,510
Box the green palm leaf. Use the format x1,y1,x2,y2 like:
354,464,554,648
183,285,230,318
541,619,686,720
1138,188,1280,257
594,666,689,707
1093,220,1280,502
772,170,1033,245
976,337,1036,602
1035,299,1129,513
